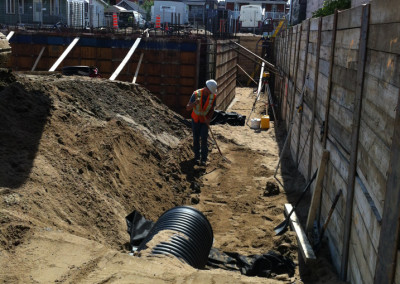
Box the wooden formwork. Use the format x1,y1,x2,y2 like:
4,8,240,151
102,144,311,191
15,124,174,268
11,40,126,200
7,33,237,117
274,2,400,283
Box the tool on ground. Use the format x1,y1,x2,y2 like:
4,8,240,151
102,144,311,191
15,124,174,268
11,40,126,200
314,189,342,250
208,125,232,164
274,169,318,235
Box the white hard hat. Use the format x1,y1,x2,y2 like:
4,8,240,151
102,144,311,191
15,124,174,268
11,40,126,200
206,79,217,94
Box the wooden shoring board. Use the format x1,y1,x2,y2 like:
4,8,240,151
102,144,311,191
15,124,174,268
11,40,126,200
307,17,323,180
306,149,330,233
340,4,370,280
284,203,317,264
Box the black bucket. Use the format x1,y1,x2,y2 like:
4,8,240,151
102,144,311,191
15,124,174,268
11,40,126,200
136,206,213,269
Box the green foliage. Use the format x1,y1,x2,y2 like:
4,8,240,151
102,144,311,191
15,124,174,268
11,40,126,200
141,0,154,21
312,0,351,18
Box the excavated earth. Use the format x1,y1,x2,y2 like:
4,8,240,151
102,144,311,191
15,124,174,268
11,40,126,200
0,70,343,283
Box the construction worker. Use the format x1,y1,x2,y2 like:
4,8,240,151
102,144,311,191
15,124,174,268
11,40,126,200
186,80,217,166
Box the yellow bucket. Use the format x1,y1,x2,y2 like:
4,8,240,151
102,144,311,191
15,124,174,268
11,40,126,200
260,115,270,129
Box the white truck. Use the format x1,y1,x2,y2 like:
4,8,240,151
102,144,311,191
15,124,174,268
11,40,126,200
239,5,263,33
151,1,189,25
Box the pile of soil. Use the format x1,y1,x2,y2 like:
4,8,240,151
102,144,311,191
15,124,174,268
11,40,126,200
0,71,344,283
0,69,194,253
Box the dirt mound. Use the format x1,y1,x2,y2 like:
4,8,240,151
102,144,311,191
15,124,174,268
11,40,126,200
0,70,194,252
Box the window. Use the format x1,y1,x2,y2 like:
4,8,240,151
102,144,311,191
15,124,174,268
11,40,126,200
18,0,24,14
50,0,60,15
6,0,16,14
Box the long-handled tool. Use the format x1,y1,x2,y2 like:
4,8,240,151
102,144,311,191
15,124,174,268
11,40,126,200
208,125,231,164
314,189,342,250
274,169,318,235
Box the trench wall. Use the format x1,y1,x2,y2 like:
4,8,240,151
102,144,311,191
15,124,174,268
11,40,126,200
7,33,237,117
236,36,263,86
274,1,400,283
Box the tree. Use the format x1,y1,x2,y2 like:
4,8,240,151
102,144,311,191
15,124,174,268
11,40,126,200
141,0,154,21
312,0,351,18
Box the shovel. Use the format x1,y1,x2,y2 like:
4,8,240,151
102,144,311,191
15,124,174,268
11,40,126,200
208,125,232,164
274,169,318,235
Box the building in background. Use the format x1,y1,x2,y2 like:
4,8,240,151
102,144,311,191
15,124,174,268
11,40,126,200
0,0,108,28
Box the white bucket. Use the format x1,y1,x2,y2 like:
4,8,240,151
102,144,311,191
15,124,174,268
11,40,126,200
250,118,261,129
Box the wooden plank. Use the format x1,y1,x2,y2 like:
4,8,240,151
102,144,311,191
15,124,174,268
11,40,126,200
356,143,387,217
358,119,391,182
331,83,355,111
321,30,333,46
335,28,361,50
322,10,338,148
354,177,381,246
308,18,323,181
289,25,302,126
296,21,311,165
337,5,363,29
352,199,378,280
349,223,374,284
334,47,358,70
370,0,400,24
361,94,396,150
306,150,330,232
331,65,357,93
284,203,316,264
349,244,363,284
365,49,400,88
368,23,400,55
322,13,335,31
319,45,332,61
340,4,370,280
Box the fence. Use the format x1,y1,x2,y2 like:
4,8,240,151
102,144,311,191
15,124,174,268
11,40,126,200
274,1,400,282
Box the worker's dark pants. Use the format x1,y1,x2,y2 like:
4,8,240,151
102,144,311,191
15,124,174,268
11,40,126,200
192,120,209,162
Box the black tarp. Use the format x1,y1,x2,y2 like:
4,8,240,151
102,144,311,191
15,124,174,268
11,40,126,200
126,210,295,278
210,110,246,126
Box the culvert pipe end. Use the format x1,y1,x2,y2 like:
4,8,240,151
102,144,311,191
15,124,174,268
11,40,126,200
137,206,213,269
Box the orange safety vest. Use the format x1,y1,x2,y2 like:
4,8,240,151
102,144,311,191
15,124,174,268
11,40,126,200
191,88,216,123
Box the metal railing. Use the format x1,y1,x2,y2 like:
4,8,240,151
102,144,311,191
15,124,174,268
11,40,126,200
264,12,286,20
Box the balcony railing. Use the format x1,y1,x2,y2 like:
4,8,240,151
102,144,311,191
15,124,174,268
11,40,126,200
264,11,285,19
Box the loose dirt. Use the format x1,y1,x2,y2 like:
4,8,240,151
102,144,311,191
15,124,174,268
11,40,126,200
0,70,343,283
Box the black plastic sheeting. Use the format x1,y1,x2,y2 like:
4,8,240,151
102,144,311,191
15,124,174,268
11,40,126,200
210,110,246,126
207,248,295,278
126,209,295,278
